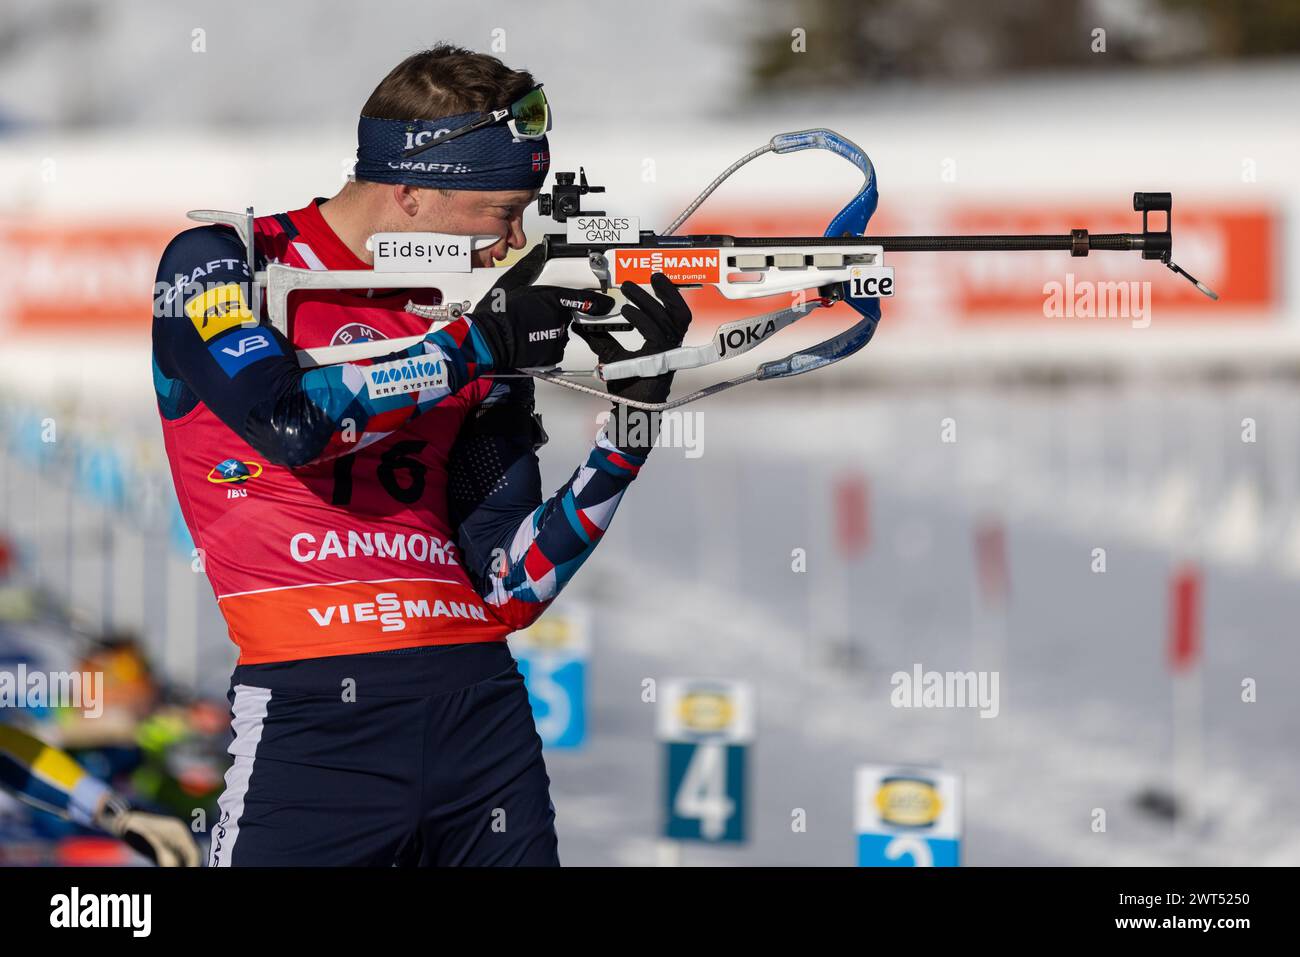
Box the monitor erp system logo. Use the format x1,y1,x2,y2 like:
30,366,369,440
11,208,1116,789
365,355,449,399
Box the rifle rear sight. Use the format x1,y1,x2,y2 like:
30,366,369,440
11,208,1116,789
537,169,605,223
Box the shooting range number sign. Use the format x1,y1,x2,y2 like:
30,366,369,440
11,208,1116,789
855,765,961,866
658,679,753,844
511,604,590,749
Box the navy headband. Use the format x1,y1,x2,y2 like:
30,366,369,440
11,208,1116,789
355,114,550,190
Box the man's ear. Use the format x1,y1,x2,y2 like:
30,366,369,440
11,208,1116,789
392,184,422,218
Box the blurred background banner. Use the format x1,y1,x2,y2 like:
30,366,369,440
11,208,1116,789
0,0,1297,867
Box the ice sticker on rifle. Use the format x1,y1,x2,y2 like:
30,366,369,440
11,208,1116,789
566,216,640,244
365,356,449,398
368,233,474,273
613,249,721,285
849,265,895,298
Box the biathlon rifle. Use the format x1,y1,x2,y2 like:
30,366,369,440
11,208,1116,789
189,128,1217,411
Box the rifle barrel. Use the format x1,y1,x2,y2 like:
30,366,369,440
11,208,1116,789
724,233,1144,253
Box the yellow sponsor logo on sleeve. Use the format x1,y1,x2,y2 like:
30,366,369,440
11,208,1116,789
184,283,254,340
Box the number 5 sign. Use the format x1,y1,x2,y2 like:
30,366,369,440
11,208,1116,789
511,603,591,749
658,679,753,844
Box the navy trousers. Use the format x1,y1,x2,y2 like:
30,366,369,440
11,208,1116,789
208,641,558,866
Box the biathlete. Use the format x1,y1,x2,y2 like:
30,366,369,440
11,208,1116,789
152,44,690,866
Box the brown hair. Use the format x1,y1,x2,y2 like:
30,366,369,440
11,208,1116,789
362,43,537,121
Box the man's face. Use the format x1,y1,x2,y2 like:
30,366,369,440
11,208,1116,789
408,187,538,266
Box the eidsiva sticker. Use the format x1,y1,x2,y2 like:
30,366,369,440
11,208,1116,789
184,283,255,340
368,233,478,273
613,249,720,285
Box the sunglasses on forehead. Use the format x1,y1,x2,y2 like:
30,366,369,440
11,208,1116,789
401,84,551,159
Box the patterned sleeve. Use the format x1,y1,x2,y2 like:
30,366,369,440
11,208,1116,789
448,377,644,630
152,224,495,468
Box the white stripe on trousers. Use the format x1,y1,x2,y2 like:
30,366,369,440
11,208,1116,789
208,684,271,867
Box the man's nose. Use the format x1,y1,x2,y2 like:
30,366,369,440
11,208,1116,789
484,219,527,262
500,221,526,257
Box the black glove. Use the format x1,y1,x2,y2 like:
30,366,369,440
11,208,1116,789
571,272,693,456
469,245,615,370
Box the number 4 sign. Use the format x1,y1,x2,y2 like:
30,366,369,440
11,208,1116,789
658,679,753,844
